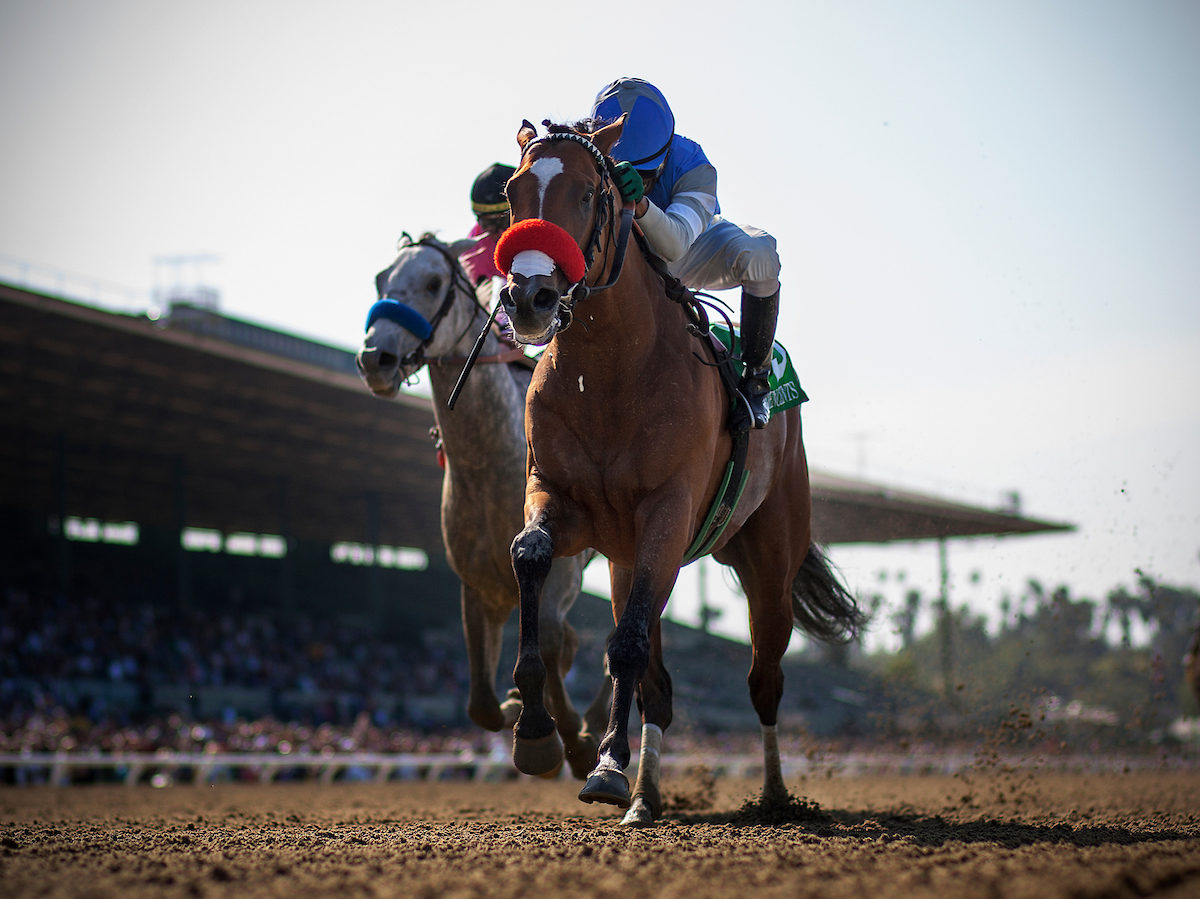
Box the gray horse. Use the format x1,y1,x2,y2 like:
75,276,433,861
356,233,609,778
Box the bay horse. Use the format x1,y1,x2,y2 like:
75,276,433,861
355,232,610,779
497,120,864,824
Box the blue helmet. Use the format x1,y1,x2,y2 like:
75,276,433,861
590,77,675,170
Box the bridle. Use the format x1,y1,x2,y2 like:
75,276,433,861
364,233,490,371
517,128,635,333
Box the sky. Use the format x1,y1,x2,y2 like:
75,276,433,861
2,0,1198,651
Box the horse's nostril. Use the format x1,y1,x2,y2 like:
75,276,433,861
378,352,398,368
533,288,561,314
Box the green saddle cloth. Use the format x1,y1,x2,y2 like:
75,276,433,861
710,324,808,414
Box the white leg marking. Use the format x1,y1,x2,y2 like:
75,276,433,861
761,723,780,772
596,749,622,773
761,722,788,799
638,723,663,784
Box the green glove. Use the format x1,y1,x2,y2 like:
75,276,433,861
612,162,645,204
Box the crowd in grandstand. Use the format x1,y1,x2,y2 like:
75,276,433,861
1,585,483,756
1,583,830,781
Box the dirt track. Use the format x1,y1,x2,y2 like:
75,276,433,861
2,769,1199,898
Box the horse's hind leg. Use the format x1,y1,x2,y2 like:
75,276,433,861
732,558,797,805
461,586,509,732
538,557,603,779
510,519,565,776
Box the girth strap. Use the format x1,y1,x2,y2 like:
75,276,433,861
682,427,749,565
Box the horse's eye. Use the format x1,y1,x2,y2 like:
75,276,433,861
427,276,443,294
581,189,594,205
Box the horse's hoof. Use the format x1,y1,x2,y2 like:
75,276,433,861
499,695,523,730
620,797,656,827
467,698,506,733
763,775,791,807
563,732,600,781
763,785,792,808
513,731,564,777
578,767,631,809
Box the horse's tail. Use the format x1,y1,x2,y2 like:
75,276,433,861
790,544,867,643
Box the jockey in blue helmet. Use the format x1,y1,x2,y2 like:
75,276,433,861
591,76,781,431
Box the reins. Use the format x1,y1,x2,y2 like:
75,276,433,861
434,345,529,368
446,297,505,410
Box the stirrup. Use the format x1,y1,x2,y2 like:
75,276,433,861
745,393,770,429
729,385,769,433
738,369,772,430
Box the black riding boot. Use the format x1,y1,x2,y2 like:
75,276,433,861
737,288,779,430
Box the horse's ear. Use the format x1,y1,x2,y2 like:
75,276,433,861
517,119,538,150
592,114,626,155
448,236,480,259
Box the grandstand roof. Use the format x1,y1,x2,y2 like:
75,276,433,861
0,283,1071,552
810,470,1071,544
1,283,443,551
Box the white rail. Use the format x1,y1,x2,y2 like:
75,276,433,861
0,751,783,787
1,751,507,786
5,749,1181,787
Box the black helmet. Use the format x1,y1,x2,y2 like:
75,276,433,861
470,163,516,216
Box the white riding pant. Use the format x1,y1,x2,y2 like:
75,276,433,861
666,216,781,298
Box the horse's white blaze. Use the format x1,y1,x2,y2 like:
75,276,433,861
510,249,556,278
530,156,564,216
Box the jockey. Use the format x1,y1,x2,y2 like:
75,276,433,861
460,162,520,347
460,162,516,286
591,77,781,430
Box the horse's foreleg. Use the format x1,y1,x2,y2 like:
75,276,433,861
582,650,614,751
622,723,663,826
622,621,672,826
510,520,564,776
580,564,673,812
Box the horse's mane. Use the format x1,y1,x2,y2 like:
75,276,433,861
543,118,606,136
